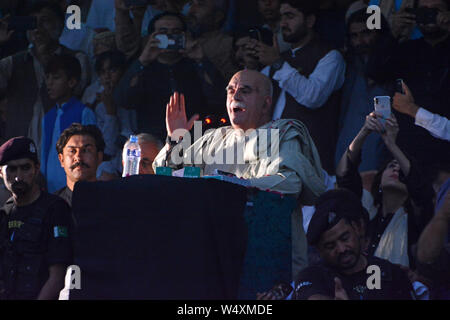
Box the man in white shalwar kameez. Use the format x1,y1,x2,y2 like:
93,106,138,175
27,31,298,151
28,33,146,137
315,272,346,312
153,70,326,279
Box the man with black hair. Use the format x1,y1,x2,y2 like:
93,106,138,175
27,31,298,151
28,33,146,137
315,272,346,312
0,136,72,299
257,0,291,53
0,1,91,154
368,0,450,170
41,54,96,193
294,188,414,300
55,123,104,206
114,0,238,81
335,7,392,172
83,50,129,159
0,0,29,59
250,0,346,174
114,10,226,140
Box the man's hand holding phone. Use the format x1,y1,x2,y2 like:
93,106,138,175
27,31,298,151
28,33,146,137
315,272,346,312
363,112,399,145
139,32,167,66
247,34,281,67
393,81,420,118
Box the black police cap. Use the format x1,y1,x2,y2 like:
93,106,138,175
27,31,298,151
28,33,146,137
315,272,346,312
306,189,367,246
0,137,39,166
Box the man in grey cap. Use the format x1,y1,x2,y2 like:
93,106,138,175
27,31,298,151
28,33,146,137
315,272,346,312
0,136,72,299
294,188,414,300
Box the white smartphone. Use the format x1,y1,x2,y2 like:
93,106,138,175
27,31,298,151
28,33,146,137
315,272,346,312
374,96,391,125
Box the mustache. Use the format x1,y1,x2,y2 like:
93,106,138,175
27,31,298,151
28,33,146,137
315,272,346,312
231,102,248,109
12,181,29,189
70,162,90,170
338,251,354,261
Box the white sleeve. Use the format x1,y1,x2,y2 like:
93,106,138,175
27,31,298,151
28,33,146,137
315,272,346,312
415,108,450,141
272,50,346,109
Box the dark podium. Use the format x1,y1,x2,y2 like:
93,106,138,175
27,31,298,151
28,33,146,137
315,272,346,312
69,175,295,299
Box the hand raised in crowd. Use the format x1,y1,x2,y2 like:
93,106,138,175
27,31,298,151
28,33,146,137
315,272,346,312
235,36,259,69
437,11,450,32
246,34,281,66
0,15,14,46
380,113,399,146
166,92,199,140
391,10,416,39
362,112,384,134
393,82,419,118
334,277,349,300
182,33,204,63
139,32,167,66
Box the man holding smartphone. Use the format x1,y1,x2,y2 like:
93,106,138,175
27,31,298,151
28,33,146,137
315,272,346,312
393,81,450,141
114,11,226,141
367,0,450,170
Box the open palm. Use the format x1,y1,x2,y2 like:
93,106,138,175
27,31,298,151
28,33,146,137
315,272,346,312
166,92,199,140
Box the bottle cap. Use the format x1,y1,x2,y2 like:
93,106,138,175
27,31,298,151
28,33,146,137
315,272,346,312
130,135,138,143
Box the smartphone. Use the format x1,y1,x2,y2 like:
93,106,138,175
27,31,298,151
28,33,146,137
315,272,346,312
248,28,261,41
396,79,405,94
155,34,185,50
374,96,391,125
124,0,150,7
7,16,37,32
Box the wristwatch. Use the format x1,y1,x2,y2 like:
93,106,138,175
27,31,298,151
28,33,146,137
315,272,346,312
166,135,182,148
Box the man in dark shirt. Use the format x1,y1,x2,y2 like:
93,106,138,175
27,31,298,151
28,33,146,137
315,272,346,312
367,0,450,169
295,189,414,300
116,12,226,140
0,136,72,299
55,124,104,207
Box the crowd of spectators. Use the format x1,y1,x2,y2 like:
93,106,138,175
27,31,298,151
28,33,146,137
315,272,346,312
0,0,449,300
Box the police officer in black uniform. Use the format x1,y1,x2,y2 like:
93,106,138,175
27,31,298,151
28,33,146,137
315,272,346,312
294,189,414,300
0,137,72,299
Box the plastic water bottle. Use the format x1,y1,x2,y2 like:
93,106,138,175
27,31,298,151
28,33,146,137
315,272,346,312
122,135,141,177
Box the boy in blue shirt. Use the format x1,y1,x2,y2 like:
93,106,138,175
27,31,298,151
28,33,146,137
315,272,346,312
41,54,96,192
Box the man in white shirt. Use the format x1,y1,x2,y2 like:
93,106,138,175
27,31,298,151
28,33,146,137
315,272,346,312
393,81,450,142
246,0,346,174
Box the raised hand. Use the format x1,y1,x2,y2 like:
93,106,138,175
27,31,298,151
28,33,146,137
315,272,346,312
247,34,281,67
362,112,384,134
165,92,199,141
381,113,399,146
139,32,165,66
393,82,419,118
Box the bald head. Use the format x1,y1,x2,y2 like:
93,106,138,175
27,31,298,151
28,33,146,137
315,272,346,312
232,70,273,98
226,70,273,131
